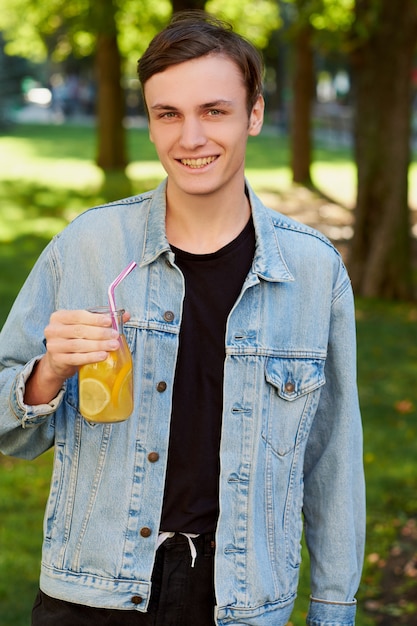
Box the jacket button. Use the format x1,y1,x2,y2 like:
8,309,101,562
148,452,160,463
131,595,143,605
140,526,152,538
163,310,175,322
156,381,167,392
285,382,295,393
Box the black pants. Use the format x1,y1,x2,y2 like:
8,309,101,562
32,533,216,626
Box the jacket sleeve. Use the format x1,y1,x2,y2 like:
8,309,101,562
302,275,366,626
0,241,64,459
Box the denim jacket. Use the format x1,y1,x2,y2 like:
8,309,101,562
0,180,365,626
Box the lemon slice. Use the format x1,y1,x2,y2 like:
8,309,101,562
80,378,111,418
111,362,132,406
118,374,133,410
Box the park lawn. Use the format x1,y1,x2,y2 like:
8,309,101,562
1,123,417,625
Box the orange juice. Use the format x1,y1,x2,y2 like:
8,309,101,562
79,310,133,423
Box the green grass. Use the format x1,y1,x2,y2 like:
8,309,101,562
0,451,53,625
354,300,417,623
1,123,417,625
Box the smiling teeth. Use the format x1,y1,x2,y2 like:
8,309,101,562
181,156,216,168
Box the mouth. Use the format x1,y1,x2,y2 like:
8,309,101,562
179,156,217,169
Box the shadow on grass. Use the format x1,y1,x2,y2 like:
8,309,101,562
0,233,51,324
0,178,100,326
100,170,133,202
0,174,156,325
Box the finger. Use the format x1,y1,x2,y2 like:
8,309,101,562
42,349,110,381
45,316,119,343
51,350,111,368
50,309,114,328
45,336,120,356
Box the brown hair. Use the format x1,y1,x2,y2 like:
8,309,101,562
137,11,264,115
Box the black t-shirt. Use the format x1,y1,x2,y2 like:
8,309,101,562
160,218,256,534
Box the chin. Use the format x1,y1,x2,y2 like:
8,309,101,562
176,179,221,196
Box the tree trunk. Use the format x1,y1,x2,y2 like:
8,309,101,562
291,23,314,185
171,0,206,12
349,0,417,299
94,0,127,170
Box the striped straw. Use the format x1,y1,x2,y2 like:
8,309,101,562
108,261,137,330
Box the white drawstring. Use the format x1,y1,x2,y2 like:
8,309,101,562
157,532,199,567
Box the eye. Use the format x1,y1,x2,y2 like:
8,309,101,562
155,110,179,120
207,109,223,116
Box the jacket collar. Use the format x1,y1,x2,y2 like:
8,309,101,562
140,180,172,266
140,178,294,284
246,183,294,283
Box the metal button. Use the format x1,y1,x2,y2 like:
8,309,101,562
156,381,167,392
285,382,295,393
131,595,143,605
163,310,175,322
148,452,160,463
140,526,152,538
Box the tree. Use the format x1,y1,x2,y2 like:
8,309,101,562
172,0,205,12
0,0,171,170
0,0,278,172
0,34,35,126
278,0,354,185
93,0,127,169
349,0,417,299
206,0,280,48
278,0,417,299
290,12,314,185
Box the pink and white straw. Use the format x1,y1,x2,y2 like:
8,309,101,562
108,261,137,330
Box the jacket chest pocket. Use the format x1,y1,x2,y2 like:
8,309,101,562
263,357,325,456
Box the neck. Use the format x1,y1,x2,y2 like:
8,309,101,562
165,182,250,254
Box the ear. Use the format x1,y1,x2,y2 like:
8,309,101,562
248,95,264,137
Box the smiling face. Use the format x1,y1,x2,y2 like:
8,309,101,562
144,53,264,204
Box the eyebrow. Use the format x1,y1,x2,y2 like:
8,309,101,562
200,99,234,109
150,99,234,112
150,104,178,112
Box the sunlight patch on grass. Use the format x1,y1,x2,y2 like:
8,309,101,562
408,162,417,210
126,160,166,182
0,137,43,161
312,160,357,207
0,201,63,237
0,155,103,191
246,168,292,191
0,215,66,241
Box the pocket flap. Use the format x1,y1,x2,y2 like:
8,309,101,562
265,358,325,401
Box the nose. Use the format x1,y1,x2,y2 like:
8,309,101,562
179,115,207,150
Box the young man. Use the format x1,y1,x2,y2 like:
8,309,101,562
0,11,365,626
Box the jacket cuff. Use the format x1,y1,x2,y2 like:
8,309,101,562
10,357,65,427
307,596,357,626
